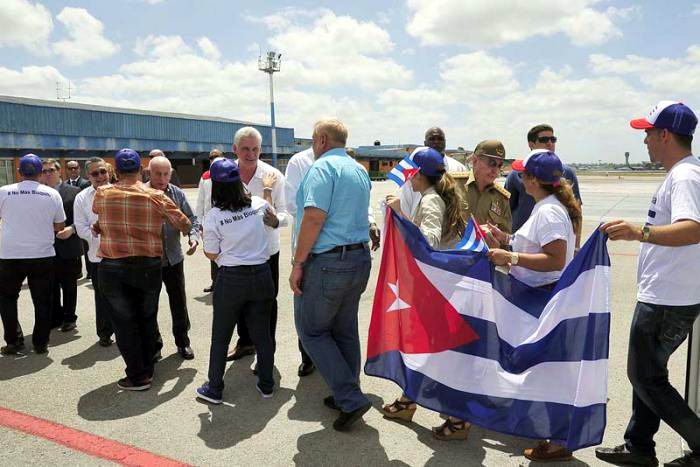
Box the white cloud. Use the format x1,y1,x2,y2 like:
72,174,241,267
256,9,414,90
406,0,626,48
197,37,221,61
0,65,67,98
0,0,53,54
590,46,700,96
52,7,119,65
694,4,700,15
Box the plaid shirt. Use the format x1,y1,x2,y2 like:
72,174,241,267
92,181,191,259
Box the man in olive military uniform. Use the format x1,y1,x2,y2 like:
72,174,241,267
454,139,512,234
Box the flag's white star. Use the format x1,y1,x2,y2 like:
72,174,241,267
386,280,411,312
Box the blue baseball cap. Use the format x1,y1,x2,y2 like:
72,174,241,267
412,147,445,177
210,158,240,183
115,148,141,173
630,101,697,136
512,150,563,184
19,154,42,176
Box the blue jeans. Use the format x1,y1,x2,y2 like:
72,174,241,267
295,246,371,412
624,301,700,455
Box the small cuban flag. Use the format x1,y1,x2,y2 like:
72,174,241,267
386,149,422,187
454,216,489,253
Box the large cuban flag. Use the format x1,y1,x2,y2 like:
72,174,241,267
365,209,611,452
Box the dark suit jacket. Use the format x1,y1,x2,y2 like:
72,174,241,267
68,177,90,190
54,182,84,259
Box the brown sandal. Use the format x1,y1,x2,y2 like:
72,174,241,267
381,399,417,422
431,418,471,441
524,441,573,462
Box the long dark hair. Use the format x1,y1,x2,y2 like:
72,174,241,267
541,179,582,237
424,172,467,239
212,179,251,212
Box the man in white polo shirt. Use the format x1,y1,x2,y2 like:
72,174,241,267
225,127,290,366
598,101,700,467
0,154,66,355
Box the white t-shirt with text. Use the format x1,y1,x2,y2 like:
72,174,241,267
510,194,575,287
0,181,66,259
203,196,271,267
638,155,700,305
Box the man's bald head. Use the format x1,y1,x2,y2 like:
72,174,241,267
148,156,172,190
149,149,165,158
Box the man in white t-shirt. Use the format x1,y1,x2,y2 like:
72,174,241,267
0,154,66,355
597,101,700,467
225,127,290,367
399,127,467,218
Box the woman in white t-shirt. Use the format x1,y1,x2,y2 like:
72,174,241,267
484,149,582,462
196,158,277,405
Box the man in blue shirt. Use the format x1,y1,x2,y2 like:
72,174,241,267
505,124,582,233
289,118,372,432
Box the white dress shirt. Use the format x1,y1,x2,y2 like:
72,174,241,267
284,148,376,252
238,159,290,255
73,185,101,263
195,175,212,221
399,154,467,218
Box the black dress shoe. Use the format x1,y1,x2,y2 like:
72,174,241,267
153,350,162,363
0,343,24,355
226,345,255,361
98,336,113,347
298,361,316,377
665,453,700,466
203,284,214,293
33,344,48,354
323,396,340,411
178,346,195,360
333,402,371,432
59,321,77,332
595,444,659,466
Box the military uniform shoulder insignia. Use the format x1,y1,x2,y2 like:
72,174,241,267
493,183,511,199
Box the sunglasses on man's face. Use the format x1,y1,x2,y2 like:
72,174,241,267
480,157,503,169
537,136,557,144
90,168,108,177
41,168,57,174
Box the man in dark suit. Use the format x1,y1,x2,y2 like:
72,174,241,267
65,160,91,190
42,159,83,331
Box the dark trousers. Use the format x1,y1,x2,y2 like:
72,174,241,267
624,301,700,456
88,261,113,339
0,257,54,347
210,260,218,284
208,264,274,392
51,256,81,327
156,260,191,348
237,252,279,349
99,257,162,382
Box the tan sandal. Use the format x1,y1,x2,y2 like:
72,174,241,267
380,399,417,422
431,418,471,441
524,441,573,462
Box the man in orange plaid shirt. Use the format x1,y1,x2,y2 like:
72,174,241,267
93,148,191,391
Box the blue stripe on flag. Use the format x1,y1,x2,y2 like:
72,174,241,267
365,351,606,451
386,171,405,186
452,313,611,372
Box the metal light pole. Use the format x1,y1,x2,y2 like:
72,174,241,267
258,51,281,168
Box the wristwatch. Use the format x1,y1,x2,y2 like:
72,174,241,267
640,225,651,243
510,252,519,265
291,259,305,267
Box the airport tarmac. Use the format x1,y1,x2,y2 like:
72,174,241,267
0,174,692,466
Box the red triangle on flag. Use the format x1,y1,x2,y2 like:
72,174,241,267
367,210,480,359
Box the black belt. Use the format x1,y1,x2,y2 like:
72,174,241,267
321,243,367,254
220,264,268,272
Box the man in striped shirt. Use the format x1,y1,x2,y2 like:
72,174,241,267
92,148,191,391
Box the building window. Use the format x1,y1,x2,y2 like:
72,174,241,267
0,160,14,186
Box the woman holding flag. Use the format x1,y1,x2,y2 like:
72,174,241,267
384,146,475,440
484,149,582,462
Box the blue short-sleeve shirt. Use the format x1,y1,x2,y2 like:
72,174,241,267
295,148,371,253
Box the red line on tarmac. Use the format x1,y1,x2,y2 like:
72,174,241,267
0,406,191,467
